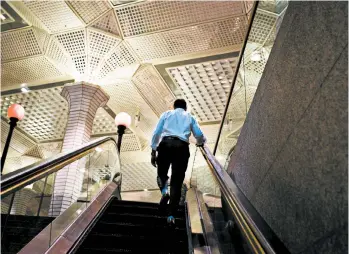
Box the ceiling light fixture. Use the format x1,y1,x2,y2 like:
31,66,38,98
251,51,262,62
21,87,29,93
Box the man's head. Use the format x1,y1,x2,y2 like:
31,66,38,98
173,99,187,111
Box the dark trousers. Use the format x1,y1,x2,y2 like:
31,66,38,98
157,138,190,215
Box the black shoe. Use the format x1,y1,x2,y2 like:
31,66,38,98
159,193,170,207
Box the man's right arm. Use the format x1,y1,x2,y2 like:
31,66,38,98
150,112,167,151
191,116,206,146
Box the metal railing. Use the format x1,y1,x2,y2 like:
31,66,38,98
1,136,121,254
1,137,118,198
199,145,290,254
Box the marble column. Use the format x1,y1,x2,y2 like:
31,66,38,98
49,82,109,216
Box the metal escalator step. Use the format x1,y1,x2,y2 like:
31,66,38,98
80,233,187,250
91,222,187,237
107,204,185,217
75,198,189,253
109,200,185,214
76,246,187,254
99,213,186,228
1,226,47,236
1,215,55,254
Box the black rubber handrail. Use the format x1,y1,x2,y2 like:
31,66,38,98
199,145,290,254
1,136,118,198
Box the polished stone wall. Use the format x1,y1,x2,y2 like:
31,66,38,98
227,2,348,253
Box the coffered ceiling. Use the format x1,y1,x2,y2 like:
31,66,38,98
1,0,286,156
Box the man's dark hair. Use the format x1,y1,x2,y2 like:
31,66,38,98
174,99,187,110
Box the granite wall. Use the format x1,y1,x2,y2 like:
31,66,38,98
227,2,348,253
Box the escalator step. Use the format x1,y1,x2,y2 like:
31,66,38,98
75,198,189,253
1,215,54,228
76,246,187,254
79,233,187,249
109,200,185,214
95,219,186,233
107,204,185,217
99,213,186,228
91,222,187,237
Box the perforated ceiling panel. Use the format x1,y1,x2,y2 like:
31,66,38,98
56,29,86,58
132,65,175,116
92,107,117,134
226,85,257,120
1,120,36,154
68,1,111,24
96,41,138,80
1,87,122,142
23,145,45,159
39,142,62,158
1,56,65,90
46,36,76,75
91,9,121,36
87,28,121,79
23,1,84,33
33,27,50,53
8,1,48,31
168,58,238,122
126,16,247,61
1,87,68,141
249,9,278,45
103,80,159,138
1,28,42,62
109,0,138,6
120,150,158,191
122,162,158,191
121,134,141,152
199,124,220,144
55,29,87,75
116,1,245,37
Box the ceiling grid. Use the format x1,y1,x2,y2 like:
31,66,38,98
132,65,176,116
86,28,121,79
126,16,247,62
249,9,278,45
115,1,245,37
68,1,111,25
1,28,43,62
1,1,287,191
8,1,49,31
22,1,84,33
102,80,159,139
90,9,121,37
1,120,36,154
1,56,65,87
46,36,77,75
168,58,238,122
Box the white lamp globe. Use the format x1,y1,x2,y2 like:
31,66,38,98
115,112,132,128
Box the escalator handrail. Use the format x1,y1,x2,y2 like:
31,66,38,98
199,145,290,254
1,136,118,198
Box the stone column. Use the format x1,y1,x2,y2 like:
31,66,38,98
49,82,109,216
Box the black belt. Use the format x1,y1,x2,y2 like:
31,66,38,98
163,136,181,141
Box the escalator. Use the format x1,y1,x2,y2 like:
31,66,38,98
75,199,188,253
1,136,290,254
